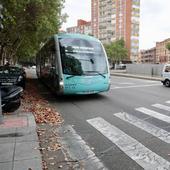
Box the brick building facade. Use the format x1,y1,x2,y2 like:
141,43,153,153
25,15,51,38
66,19,92,35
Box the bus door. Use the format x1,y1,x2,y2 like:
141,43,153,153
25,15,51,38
49,44,60,92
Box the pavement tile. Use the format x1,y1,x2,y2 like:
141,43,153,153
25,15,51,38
13,158,42,170
16,128,38,142
17,113,36,127
16,126,36,134
0,143,15,163
14,141,41,161
0,111,42,169
0,136,16,144
0,162,12,170
0,117,27,128
0,128,16,135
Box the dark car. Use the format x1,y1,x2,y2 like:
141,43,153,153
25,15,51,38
0,66,26,89
1,85,23,112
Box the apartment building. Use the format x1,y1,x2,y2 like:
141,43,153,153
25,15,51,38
91,0,140,62
91,0,99,38
156,38,170,64
140,47,156,64
66,19,92,35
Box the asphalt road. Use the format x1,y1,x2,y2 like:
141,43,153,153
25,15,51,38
40,76,170,170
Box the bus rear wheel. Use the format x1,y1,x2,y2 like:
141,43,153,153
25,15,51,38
165,80,170,87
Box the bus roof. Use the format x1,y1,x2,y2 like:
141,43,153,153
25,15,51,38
55,33,100,43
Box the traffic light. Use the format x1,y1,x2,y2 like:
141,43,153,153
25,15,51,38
0,4,3,30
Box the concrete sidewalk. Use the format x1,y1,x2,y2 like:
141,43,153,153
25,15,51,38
0,113,42,170
110,70,162,81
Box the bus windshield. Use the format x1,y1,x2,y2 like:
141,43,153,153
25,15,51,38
59,38,108,76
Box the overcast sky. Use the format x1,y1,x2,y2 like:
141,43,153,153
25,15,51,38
61,0,170,50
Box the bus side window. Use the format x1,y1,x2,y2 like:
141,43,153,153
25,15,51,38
54,44,61,76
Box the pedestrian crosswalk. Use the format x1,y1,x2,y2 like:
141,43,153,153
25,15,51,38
62,101,170,169
87,117,170,170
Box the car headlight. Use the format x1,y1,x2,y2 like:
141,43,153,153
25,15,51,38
17,75,23,82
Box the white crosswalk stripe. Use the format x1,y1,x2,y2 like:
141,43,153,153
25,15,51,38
115,112,170,143
87,117,170,170
135,107,170,123
166,101,170,104
152,104,170,112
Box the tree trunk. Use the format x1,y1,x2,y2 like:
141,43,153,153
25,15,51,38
0,45,4,65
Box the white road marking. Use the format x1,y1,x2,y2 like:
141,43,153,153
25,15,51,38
87,117,170,170
166,101,170,104
110,85,120,89
110,84,160,90
115,112,170,143
135,107,170,123
111,76,158,83
58,125,108,170
119,82,135,85
152,104,170,112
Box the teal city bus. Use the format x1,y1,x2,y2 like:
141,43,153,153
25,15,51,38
36,33,110,95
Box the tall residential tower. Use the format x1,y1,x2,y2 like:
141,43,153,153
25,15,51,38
91,0,140,62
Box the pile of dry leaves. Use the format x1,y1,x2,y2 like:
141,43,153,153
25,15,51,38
21,80,63,124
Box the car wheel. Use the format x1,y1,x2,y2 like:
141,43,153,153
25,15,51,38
165,80,170,87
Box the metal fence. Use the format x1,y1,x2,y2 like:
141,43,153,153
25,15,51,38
126,64,164,77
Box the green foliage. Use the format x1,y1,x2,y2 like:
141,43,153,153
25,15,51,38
166,42,170,51
104,39,128,63
0,0,66,64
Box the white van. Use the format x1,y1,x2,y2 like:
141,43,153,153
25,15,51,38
161,64,170,87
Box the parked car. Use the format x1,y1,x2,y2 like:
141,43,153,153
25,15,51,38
111,63,126,70
0,66,26,89
161,64,170,87
1,85,23,112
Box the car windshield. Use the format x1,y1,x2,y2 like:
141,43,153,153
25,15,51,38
59,38,108,76
0,66,21,75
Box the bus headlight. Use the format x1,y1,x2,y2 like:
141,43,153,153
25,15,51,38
59,81,64,88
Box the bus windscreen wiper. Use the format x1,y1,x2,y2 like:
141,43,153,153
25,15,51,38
66,75,77,79
79,59,94,64
85,71,106,78
66,73,83,79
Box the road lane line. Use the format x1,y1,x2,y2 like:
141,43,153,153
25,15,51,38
135,107,170,123
110,84,160,90
166,101,170,104
152,104,170,112
119,83,135,85
58,125,108,170
115,112,170,143
87,117,170,170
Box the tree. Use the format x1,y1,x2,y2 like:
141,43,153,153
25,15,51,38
0,0,66,64
104,39,128,65
166,42,170,51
